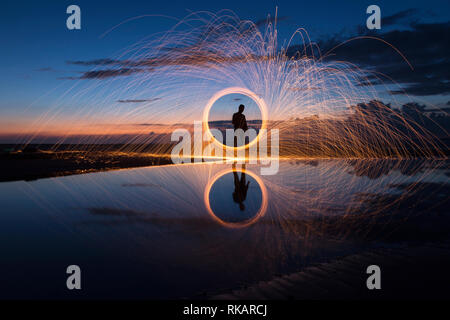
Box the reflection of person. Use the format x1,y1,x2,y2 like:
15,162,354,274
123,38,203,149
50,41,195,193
232,104,248,148
232,168,250,211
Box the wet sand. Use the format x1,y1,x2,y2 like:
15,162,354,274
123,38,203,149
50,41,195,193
212,242,450,300
0,151,172,182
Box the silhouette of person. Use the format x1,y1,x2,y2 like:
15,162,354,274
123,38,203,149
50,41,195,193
232,104,248,147
232,104,248,131
232,167,250,211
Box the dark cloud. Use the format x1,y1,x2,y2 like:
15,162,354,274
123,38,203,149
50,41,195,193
254,16,288,27
94,122,168,127
121,183,160,187
62,53,268,80
390,82,450,96
117,98,161,103
66,58,122,66
82,68,144,79
88,207,144,216
36,67,55,72
133,123,165,126
62,68,145,79
382,9,419,27
310,19,450,96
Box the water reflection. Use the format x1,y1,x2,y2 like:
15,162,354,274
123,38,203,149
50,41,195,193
232,166,250,211
0,159,448,298
346,159,433,179
204,165,267,228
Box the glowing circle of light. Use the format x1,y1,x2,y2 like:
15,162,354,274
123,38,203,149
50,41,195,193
204,168,268,228
203,87,268,151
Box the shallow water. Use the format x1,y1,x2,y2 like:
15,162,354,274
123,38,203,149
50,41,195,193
0,159,448,299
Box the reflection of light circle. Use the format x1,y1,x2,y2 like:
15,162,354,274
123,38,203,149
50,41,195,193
203,87,267,151
204,168,268,228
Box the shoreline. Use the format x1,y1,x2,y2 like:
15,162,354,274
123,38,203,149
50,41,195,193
1,149,448,183
0,151,172,183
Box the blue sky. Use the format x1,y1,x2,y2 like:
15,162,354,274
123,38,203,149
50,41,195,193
209,94,261,121
1,0,449,138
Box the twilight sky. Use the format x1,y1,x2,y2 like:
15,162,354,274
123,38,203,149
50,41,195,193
1,0,449,141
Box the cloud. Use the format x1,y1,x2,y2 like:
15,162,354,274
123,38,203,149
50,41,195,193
66,58,122,66
36,67,55,72
382,9,419,27
132,123,167,126
310,18,450,96
117,98,161,103
88,207,142,216
254,16,288,27
389,82,450,96
61,68,146,79
81,68,145,79
62,53,269,80
121,183,160,187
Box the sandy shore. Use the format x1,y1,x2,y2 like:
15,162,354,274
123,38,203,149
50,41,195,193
0,151,172,182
